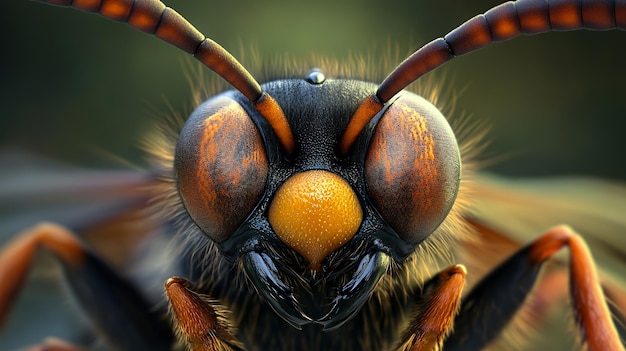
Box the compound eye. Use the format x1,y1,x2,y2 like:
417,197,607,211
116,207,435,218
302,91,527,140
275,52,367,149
175,96,269,242
364,93,460,246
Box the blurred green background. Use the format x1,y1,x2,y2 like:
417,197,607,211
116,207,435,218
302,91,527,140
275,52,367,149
1,0,625,180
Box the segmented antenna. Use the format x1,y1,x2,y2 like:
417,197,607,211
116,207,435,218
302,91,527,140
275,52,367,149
40,0,296,156
378,0,625,102
339,0,626,155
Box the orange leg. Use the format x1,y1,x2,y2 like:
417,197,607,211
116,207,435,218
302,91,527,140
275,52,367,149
0,222,174,350
397,264,466,351
0,223,85,326
165,277,243,351
527,226,624,351
445,225,625,351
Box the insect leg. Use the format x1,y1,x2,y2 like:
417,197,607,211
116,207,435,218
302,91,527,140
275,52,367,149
165,277,243,351
444,225,625,351
0,222,174,350
395,264,466,351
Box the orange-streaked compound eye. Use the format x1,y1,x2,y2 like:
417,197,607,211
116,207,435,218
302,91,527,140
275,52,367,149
365,93,460,246
175,95,269,243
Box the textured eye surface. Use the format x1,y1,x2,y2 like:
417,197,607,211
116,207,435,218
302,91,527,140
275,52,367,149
364,93,460,245
175,96,269,242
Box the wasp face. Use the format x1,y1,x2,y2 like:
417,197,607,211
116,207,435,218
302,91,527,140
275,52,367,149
2,1,625,350
175,70,461,331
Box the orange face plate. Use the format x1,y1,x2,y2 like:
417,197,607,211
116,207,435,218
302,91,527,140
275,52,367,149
268,170,363,270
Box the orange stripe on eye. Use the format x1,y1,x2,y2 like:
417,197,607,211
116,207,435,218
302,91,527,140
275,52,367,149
196,117,221,214
386,104,438,210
